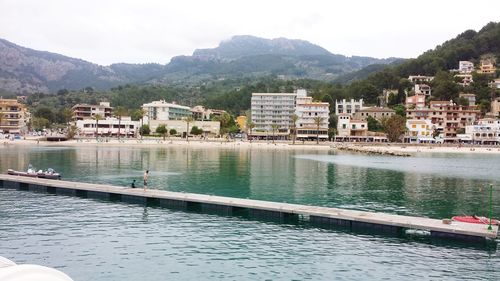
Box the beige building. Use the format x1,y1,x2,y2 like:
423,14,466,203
491,97,500,117
477,61,496,74
76,117,139,137
147,120,220,136
72,102,113,121
406,100,480,139
353,107,395,121
295,89,329,140
0,99,29,134
191,105,226,121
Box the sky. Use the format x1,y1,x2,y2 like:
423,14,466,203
0,0,499,66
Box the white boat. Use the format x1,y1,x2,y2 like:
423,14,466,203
0,256,74,281
7,165,61,180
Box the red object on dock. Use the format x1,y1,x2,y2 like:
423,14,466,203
452,216,499,225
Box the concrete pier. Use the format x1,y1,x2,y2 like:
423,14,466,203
0,174,497,242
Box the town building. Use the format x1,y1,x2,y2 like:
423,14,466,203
455,74,474,86
353,107,395,121
459,93,476,106
406,100,480,140
379,89,398,107
146,120,220,137
477,60,496,74
490,97,500,117
336,114,367,137
458,61,474,74
465,118,500,145
405,93,426,109
335,99,363,115
250,92,297,139
142,100,192,123
408,75,434,84
0,98,29,134
490,78,500,89
404,119,435,143
75,117,139,137
414,84,432,96
191,105,226,121
236,116,247,131
295,89,329,140
72,102,113,121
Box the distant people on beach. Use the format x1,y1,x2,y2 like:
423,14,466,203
131,179,136,188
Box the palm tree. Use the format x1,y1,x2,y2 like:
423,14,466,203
93,114,103,140
271,124,278,144
247,121,255,143
313,116,325,144
0,112,4,131
135,108,147,139
114,106,128,139
184,115,194,142
291,114,299,145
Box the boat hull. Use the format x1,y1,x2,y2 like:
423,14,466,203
7,169,61,180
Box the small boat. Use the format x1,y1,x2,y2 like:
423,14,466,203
452,216,499,225
7,165,61,180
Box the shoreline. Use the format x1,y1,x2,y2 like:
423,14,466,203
4,138,500,154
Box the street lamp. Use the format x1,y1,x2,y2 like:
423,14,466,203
488,184,493,231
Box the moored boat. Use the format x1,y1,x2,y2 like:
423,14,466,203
452,215,499,225
7,165,61,180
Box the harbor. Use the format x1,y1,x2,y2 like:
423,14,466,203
1,174,497,242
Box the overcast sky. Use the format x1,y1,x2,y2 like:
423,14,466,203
0,0,499,65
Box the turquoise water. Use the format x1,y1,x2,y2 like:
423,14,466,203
1,145,500,280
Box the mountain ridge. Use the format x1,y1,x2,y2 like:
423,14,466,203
0,35,400,94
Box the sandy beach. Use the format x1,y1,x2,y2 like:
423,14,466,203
4,138,500,154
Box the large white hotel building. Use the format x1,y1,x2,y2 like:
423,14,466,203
250,89,329,140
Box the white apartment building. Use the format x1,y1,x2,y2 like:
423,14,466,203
335,99,363,115
414,84,431,96
408,75,434,84
72,102,113,121
251,92,296,136
76,117,139,137
405,119,435,143
459,61,474,73
465,118,500,145
295,89,329,140
147,120,220,136
142,100,192,124
337,114,367,137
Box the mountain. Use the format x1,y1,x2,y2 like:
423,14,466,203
0,35,399,94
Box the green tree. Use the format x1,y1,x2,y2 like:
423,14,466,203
114,106,128,139
431,71,459,100
381,115,406,142
367,116,383,132
66,125,78,139
133,108,147,139
271,124,278,144
291,114,299,145
34,107,55,124
93,114,103,139
140,124,150,136
184,115,194,141
247,121,255,142
156,124,168,140
169,128,177,136
190,126,203,135
31,117,50,131
313,116,325,144
392,105,406,117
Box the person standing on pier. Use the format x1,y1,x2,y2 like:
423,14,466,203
143,170,149,191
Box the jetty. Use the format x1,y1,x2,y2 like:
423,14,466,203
336,145,412,157
0,174,497,242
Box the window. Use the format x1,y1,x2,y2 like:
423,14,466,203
342,124,347,129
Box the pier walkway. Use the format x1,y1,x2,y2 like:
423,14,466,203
0,174,497,242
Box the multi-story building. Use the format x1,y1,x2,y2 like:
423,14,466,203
250,92,296,138
404,119,435,143
191,105,226,121
406,100,480,139
405,93,426,109
490,97,500,117
335,99,363,115
295,89,329,140
0,98,29,134
465,118,500,145
142,100,192,123
455,74,474,87
478,60,496,74
337,114,367,137
353,107,395,121
147,120,220,137
408,75,434,84
414,84,431,96
72,102,113,121
459,93,476,106
379,89,398,107
75,117,139,137
458,61,474,73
